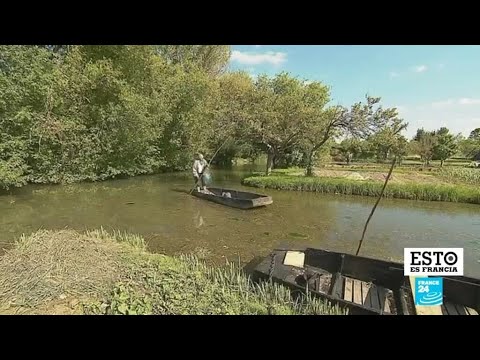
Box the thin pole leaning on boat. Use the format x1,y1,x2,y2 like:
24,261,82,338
189,138,231,195
355,156,396,256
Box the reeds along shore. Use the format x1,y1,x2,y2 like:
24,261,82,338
242,176,480,205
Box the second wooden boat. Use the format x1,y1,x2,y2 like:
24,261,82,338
252,247,480,315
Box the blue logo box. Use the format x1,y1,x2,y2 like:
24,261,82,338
414,277,443,306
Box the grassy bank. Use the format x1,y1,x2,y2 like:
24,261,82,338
242,175,480,204
0,229,345,315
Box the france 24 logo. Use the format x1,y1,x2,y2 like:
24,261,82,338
414,277,443,306
404,248,464,276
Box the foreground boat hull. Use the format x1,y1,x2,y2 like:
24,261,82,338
191,187,273,209
252,247,480,315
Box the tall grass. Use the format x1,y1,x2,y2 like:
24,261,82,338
437,168,480,186
176,255,346,315
1,229,346,315
86,227,147,251
242,175,480,204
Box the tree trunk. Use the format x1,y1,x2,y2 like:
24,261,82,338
346,153,352,165
383,150,389,161
306,150,315,176
266,150,275,176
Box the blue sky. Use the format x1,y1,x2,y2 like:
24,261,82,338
229,45,480,138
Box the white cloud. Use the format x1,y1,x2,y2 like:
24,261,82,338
413,65,428,73
459,98,480,105
394,98,480,138
389,71,400,78
429,98,480,107
254,45,262,48
230,50,287,66
431,99,455,108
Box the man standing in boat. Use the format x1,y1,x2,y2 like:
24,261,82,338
193,153,209,192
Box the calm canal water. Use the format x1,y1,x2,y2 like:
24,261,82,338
1,167,479,277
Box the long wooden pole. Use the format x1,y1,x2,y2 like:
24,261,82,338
355,156,396,256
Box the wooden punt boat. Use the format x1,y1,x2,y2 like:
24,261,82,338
191,187,273,209
252,247,480,315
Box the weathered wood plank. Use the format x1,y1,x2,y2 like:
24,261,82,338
377,286,391,314
454,304,468,315
369,284,380,310
331,273,344,299
315,274,322,293
465,306,479,315
384,293,391,314
444,302,459,315
352,279,363,305
344,277,353,302
362,281,372,308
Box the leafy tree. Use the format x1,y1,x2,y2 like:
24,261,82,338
156,45,231,77
390,135,409,165
335,138,363,165
209,72,255,166
0,45,54,188
461,128,480,161
0,45,220,189
469,128,480,140
460,139,479,160
411,129,437,166
245,73,322,175
413,128,427,141
432,127,457,167
303,95,407,174
364,102,408,162
296,82,332,175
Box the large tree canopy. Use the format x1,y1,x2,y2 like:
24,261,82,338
156,45,231,77
4,45,454,191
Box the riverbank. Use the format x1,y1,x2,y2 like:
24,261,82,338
242,174,480,205
0,229,345,315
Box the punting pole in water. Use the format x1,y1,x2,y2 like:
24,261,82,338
355,156,397,256
189,138,231,195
